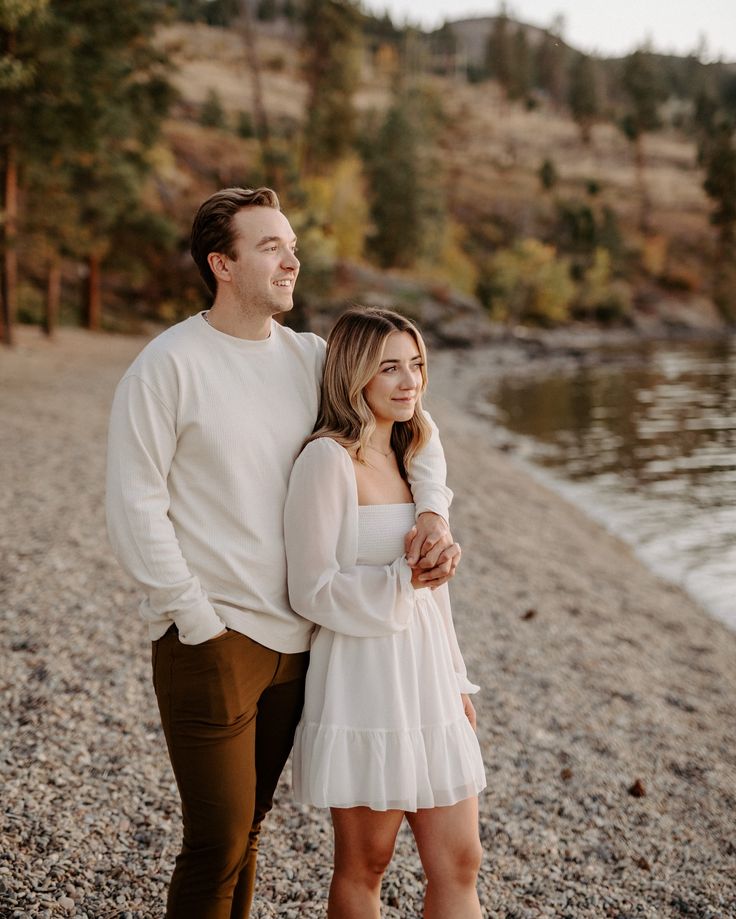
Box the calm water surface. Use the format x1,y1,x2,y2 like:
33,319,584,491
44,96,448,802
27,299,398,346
488,338,736,629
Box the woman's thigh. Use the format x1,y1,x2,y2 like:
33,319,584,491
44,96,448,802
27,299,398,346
331,807,406,873
405,797,482,879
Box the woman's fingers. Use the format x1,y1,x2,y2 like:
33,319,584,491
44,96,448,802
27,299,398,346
416,542,462,588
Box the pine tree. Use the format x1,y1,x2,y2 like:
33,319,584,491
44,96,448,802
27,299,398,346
620,50,664,232
703,122,736,242
256,0,279,21
302,0,362,173
535,27,567,109
0,0,49,346
200,88,227,129
4,0,173,333
366,98,421,268
702,120,736,319
568,53,600,144
364,90,444,269
539,158,558,192
486,9,513,98
509,26,532,101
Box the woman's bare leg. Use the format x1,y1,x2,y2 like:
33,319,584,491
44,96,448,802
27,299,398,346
328,806,405,919
405,797,483,919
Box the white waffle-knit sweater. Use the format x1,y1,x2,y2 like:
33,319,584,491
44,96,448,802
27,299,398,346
105,313,453,650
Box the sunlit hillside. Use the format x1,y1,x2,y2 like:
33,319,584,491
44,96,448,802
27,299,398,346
153,17,723,333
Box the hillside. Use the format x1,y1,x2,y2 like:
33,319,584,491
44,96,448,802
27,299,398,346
151,17,723,334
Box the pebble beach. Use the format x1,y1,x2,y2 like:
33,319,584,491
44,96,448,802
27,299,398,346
1,326,735,919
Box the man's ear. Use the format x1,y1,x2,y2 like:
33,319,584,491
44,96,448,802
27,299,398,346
208,252,230,285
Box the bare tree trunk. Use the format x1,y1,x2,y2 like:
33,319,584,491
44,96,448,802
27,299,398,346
1,144,18,346
239,0,279,188
86,253,102,331
44,253,61,337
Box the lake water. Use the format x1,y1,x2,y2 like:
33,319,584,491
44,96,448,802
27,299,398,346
487,337,736,630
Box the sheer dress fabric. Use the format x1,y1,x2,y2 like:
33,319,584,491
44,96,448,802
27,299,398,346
284,437,487,812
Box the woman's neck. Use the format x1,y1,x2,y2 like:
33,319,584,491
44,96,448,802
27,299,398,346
368,420,393,455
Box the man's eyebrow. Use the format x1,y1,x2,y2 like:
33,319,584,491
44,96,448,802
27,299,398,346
255,235,297,247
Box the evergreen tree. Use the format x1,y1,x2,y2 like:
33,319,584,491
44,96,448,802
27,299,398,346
0,0,49,345
302,0,362,172
2,0,173,336
620,50,665,232
200,88,227,129
702,120,736,319
256,0,279,21
535,27,567,108
236,110,255,138
430,21,456,77
509,26,532,101
703,121,736,242
486,9,513,97
364,90,444,269
539,158,558,192
568,53,600,144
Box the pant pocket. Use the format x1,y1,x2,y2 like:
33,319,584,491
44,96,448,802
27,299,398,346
170,636,244,725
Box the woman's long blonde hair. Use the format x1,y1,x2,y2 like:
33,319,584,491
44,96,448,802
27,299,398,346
308,307,431,478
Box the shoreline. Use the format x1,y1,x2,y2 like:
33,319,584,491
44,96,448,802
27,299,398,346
2,326,735,918
429,340,736,634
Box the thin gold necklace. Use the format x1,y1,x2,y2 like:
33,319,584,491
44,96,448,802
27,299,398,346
367,444,392,458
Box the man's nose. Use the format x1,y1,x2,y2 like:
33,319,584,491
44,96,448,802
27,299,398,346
282,250,299,270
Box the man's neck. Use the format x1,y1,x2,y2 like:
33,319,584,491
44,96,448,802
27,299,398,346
205,301,273,341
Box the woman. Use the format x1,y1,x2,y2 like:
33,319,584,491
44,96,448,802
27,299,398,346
284,307,486,918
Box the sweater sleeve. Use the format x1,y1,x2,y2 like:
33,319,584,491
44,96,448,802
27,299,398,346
105,374,225,644
284,439,416,638
407,410,453,522
434,585,480,695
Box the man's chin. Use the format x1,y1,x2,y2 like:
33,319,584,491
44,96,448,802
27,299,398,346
271,298,294,316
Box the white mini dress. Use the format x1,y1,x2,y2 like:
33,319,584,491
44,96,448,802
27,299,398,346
284,438,487,812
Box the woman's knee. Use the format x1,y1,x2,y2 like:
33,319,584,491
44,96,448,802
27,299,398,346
334,840,395,884
427,838,483,886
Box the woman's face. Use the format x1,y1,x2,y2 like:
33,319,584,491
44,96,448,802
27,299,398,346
363,331,424,424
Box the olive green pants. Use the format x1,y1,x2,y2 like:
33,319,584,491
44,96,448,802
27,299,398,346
152,625,309,919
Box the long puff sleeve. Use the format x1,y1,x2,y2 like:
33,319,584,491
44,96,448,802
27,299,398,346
285,438,416,638
407,410,453,522
106,375,225,644
433,584,480,695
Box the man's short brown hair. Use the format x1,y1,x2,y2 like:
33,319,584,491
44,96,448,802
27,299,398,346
190,187,281,297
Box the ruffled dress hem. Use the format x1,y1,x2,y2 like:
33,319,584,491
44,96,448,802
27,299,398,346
293,716,487,813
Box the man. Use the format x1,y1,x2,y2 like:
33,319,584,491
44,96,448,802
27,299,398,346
105,187,459,919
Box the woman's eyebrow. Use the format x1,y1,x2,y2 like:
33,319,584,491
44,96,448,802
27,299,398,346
379,354,421,365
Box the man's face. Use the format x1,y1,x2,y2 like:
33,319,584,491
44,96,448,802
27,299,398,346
223,207,300,315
